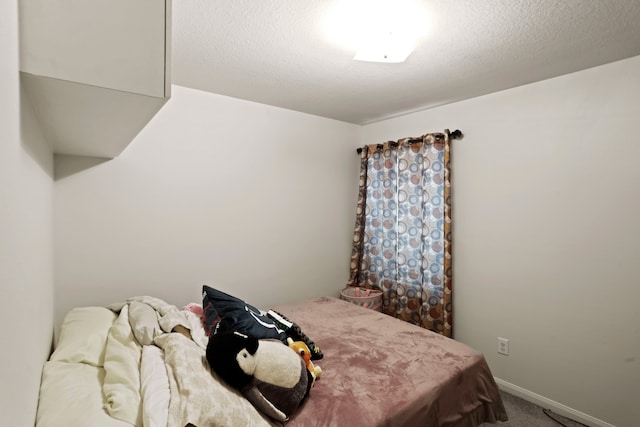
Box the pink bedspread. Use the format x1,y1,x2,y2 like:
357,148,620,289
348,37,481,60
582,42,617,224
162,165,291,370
273,297,507,427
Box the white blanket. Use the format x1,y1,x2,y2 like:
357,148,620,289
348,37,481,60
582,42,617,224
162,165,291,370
103,304,142,425
155,333,277,427
140,345,170,427
105,296,276,427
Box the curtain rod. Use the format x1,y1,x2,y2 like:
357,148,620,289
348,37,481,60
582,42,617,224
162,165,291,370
356,129,463,154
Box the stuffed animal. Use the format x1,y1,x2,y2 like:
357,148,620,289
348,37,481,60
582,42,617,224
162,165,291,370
206,331,312,422
266,309,324,360
287,337,322,384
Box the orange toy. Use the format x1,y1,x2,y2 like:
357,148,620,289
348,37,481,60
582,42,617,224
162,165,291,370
287,337,322,383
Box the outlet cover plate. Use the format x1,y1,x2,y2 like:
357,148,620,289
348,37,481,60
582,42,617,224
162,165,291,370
498,337,509,356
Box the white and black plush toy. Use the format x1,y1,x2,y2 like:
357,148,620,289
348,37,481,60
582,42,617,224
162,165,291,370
206,331,312,422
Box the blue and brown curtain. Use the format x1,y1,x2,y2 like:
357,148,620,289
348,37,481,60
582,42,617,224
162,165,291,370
347,130,453,337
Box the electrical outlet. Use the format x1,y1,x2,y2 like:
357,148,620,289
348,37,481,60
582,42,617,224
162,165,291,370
497,337,509,356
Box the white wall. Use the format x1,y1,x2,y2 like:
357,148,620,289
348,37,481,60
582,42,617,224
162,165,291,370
0,1,54,426
54,85,361,327
361,55,640,427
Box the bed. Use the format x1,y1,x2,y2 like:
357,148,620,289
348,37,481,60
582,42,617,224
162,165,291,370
35,290,507,427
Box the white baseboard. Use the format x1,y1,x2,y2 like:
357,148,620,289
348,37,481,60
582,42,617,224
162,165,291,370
494,377,615,427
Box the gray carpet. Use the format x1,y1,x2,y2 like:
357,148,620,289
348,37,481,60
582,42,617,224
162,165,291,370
481,391,587,427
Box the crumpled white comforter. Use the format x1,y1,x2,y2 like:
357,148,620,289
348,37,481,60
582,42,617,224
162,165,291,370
105,296,277,427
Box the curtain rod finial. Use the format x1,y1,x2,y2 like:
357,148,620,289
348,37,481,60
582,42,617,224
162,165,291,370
450,129,463,139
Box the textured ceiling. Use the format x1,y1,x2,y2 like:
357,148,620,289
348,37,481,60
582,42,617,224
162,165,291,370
172,0,640,125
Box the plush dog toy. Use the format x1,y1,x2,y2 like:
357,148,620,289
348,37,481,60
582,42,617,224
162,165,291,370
287,337,322,384
206,331,312,422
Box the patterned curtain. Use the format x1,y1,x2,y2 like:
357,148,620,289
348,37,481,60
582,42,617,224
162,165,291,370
347,130,453,337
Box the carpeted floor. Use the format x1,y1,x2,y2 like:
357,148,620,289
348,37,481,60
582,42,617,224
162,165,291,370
481,391,587,427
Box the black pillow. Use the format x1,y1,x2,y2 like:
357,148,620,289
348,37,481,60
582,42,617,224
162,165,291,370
202,293,221,337
202,285,287,341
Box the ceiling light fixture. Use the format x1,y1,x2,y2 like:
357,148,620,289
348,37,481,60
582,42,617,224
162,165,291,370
353,31,415,63
324,0,428,63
